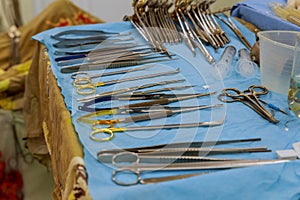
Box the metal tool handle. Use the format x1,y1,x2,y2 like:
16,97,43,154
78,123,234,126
121,110,173,123
246,85,269,96
123,98,171,108
218,88,243,102
93,110,174,125
90,128,117,142
112,168,141,186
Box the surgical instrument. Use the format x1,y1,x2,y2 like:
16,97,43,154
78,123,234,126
60,51,173,68
55,45,152,62
259,99,288,115
176,3,215,63
235,48,259,78
79,91,216,113
98,137,262,154
218,85,279,123
84,91,216,112
72,65,154,85
216,14,252,50
54,43,143,56
77,79,185,103
57,49,171,67
111,147,270,164
53,37,134,49
212,45,236,80
98,147,270,164
123,172,207,185
74,68,180,95
60,56,173,73
51,29,121,40
78,104,222,124
79,104,222,125
78,86,197,112
90,118,225,142
112,158,289,186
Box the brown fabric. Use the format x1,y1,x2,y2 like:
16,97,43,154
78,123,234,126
0,0,103,70
0,0,104,113
23,45,85,199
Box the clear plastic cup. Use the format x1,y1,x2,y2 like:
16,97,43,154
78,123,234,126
258,31,298,95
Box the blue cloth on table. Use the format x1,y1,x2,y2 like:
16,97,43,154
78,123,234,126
231,0,300,31
33,20,300,200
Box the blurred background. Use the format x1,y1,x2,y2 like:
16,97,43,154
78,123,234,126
0,0,241,31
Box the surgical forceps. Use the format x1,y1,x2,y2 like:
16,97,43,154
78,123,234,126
98,146,270,164
74,68,180,95
98,137,263,154
90,118,224,142
218,85,279,123
60,55,173,73
111,156,288,186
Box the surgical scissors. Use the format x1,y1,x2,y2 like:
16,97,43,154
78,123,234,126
111,153,288,186
77,79,185,103
90,118,224,142
218,85,279,123
74,68,180,95
72,65,154,85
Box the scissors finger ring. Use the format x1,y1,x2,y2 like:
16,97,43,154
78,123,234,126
112,168,141,186
90,128,114,142
248,85,268,96
112,152,140,167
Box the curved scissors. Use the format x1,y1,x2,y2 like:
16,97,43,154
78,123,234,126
111,153,288,186
74,68,180,95
89,118,224,142
218,85,279,123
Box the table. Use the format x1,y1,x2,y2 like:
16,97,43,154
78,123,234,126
24,17,300,200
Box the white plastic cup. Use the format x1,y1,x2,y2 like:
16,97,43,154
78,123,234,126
258,31,298,95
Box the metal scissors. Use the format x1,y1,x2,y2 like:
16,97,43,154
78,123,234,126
77,79,186,103
218,85,279,123
74,68,180,95
72,65,154,87
111,153,288,186
89,118,225,142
